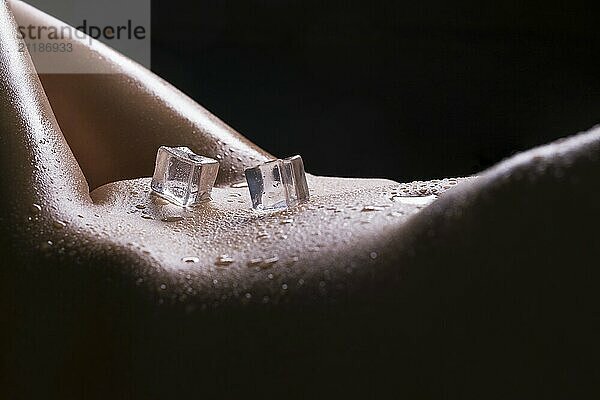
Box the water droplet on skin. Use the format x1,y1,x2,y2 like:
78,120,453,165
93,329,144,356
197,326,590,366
141,214,154,220
388,211,404,217
215,255,234,266
280,218,294,224
245,293,252,299
257,232,270,239
267,273,274,279
362,205,386,212
370,251,378,260
135,204,146,209
262,256,279,267
160,283,167,290
281,283,288,290
162,216,184,222
247,258,263,267
53,220,67,229
231,181,248,188
153,196,170,205
181,256,200,263
31,204,42,213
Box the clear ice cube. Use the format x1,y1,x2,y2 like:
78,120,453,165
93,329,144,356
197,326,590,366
245,155,309,210
151,146,219,206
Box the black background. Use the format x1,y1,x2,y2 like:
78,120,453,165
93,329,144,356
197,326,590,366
152,0,599,182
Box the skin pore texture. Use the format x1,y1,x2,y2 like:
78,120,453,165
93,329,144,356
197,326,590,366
1,0,599,398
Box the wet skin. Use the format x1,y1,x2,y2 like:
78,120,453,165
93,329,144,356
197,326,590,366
1,1,599,398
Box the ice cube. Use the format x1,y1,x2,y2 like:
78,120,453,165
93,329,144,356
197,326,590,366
245,155,309,210
151,146,219,206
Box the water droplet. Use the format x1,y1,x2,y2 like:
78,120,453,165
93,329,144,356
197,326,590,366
181,256,200,263
247,258,263,267
231,181,248,188
153,196,170,205
141,214,154,220
53,220,67,229
245,293,252,299
281,283,288,290
31,204,42,213
257,232,270,239
370,251,378,260
262,256,279,267
160,283,167,290
362,205,385,212
267,273,274,280
215,255,234,266
280,218,294,225
135,204,146,210
162,216,184,222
